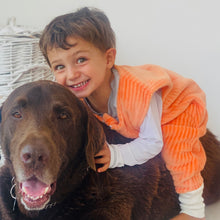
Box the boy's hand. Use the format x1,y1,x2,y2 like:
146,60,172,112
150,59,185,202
170,213,205,220
94,142,111,172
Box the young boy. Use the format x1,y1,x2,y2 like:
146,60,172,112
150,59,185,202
39,7,207,220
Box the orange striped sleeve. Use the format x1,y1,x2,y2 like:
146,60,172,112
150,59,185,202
161,102,208,193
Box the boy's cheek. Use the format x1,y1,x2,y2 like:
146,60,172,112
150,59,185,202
54,75,65,86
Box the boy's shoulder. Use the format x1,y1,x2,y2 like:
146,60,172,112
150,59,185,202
114,64,174,87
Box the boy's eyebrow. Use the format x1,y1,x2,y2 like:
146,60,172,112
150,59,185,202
50,45,91,66
74,49,90,55
50,43,78,65
50,59,62,65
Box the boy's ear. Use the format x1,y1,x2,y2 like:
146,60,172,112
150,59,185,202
106,48,116,69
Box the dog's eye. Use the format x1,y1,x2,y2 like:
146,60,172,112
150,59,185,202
58,112,70,119
12,112,22,119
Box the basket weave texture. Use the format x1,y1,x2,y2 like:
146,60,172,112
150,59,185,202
0,35,53,105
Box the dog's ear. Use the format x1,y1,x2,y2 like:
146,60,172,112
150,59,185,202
85,109,106,171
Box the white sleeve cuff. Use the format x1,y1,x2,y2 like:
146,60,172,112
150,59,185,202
108,143,125,168
179,184,205,218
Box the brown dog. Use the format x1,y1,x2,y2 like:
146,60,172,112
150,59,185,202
0,80,219,220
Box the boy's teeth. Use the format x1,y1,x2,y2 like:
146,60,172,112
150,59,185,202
73,80,88,88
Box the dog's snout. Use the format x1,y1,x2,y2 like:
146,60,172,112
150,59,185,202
20,145,49,165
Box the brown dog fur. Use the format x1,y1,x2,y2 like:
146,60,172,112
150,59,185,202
0,80,219,220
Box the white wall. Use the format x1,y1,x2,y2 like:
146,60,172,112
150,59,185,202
0,0,219,137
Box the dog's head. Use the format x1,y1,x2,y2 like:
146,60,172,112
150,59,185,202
0,80,105,216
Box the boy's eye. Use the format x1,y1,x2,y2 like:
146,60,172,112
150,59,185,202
55,65,64,71
77,57,86,64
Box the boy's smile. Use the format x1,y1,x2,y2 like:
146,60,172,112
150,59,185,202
47,37,116,113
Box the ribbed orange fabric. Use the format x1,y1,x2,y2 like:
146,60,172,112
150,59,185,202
95,64,208,193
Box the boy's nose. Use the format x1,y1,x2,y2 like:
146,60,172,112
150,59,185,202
66,66,80,81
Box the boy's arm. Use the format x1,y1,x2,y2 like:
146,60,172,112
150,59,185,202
178,184,205,218
171,213,205,220
94,91,163,171
108,90,163,168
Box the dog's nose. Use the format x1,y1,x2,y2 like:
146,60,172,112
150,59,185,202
20,145,49,165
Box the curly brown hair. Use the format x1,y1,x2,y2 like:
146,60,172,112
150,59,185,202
39,7,116,65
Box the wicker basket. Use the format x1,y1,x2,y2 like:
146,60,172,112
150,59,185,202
0,20,53,105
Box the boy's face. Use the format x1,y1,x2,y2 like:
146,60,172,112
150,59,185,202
47,37,115,99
